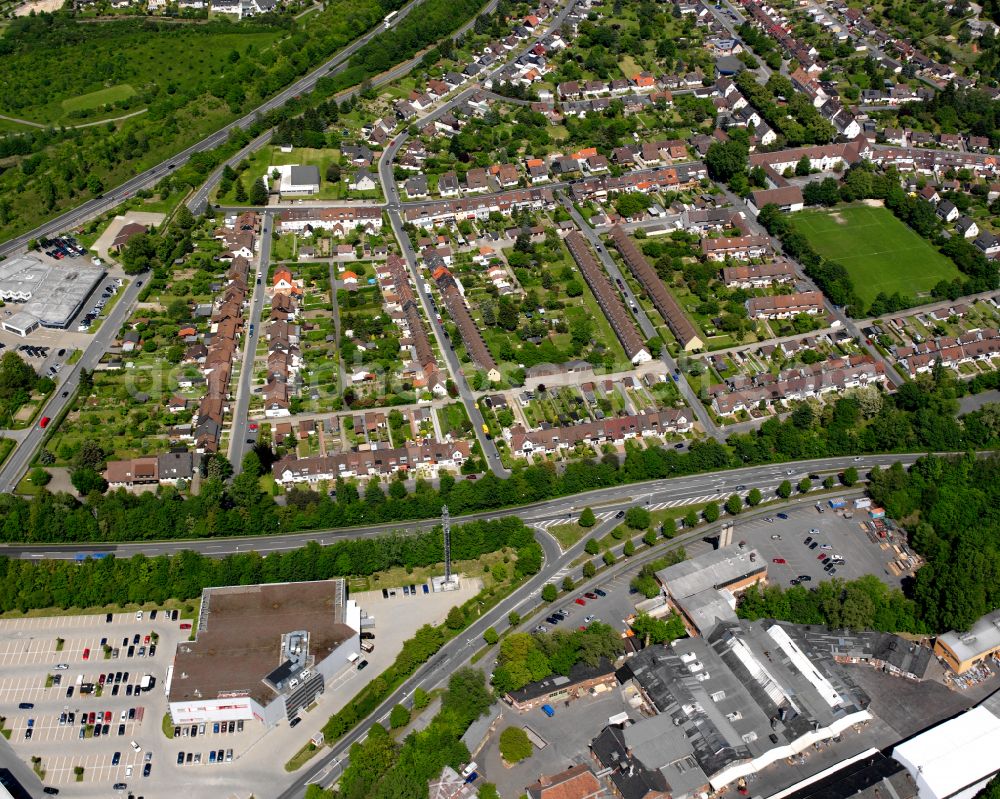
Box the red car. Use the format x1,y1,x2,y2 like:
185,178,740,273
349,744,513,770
772,558,786,564
82,648,90,660
104,711,112,723
39,416,50,429
179,623,192,630
818,553,827,560
88,712,96,725
98,674,106,685
249,423,258,431
143,635,150,644
574,598,586,606
584,592,598,600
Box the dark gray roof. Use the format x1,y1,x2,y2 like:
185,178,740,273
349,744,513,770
289,165,320,187
591,725,672,799
507,657,615,703
778,751,916,799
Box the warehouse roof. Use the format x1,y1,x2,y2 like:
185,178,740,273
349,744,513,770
0,255,105,328
893,706,1000,799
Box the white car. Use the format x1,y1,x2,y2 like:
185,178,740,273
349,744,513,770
135,611,143,621
125,766,133,777
130,740,141,752
53,663,69,670
809,529,820,535
820,544,832,550
584,615,597,623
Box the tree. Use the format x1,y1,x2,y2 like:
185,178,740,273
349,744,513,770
625,506,651,529
499,726,533,763
483,627,499,645
603,550,616,566
642,529,657,547
798,477,812,494
795,154,812,176
623,538,636,556
234,180,248,202
507,611,521,627
631,611,686,644
249,177,268,206
389,704,411,728
561,575,575,592
703,502,720,523
582,560,597,578
71,467,107,496
842,467,859,487
120,233,155,274
445,606,465,630
584,537,600,555
579,507,596,528
29,467,51,486
725,494,742,515
684,509,699,528
705,139,749,182
777,480,792,498
824,476,836,489
412,687,430,710
541,584,557,602
747,488,762,506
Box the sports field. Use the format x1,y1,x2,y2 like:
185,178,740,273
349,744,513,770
789,203,962,307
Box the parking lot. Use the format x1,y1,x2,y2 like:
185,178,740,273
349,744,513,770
0,609,190,795
729,500,904,589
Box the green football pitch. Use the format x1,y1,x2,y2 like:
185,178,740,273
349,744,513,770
789,203,962,307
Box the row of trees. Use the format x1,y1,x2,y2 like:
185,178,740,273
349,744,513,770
0,517,533,614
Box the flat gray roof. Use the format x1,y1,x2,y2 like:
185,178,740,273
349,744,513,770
0,255,105,328
655,544,765,599
290,165,321,187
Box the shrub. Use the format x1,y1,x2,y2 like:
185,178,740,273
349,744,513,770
499,727,533,763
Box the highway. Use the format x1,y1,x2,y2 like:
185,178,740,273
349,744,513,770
228,213,273,471
0,0,432,259
0,274,148,492
0,454,917,560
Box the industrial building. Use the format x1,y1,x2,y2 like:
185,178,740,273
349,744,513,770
654,544,767,635
167,579,364,728
0,255,105,330
593,620,873,799
933,607,1000,674
892,703,1000,799
266,164,321,195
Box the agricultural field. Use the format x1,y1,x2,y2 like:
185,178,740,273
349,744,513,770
789,204,962,308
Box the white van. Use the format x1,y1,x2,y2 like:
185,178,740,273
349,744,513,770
346,652,360,665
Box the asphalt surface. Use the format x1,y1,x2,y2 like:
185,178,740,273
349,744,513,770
0,274,147,493
0,0,432,259
0,454,916,560
228,213,272,472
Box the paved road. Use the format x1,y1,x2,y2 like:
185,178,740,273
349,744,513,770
0,454,918,560
271,454,916,798
0,273,148,492
229,213,273,472
0,0,432,258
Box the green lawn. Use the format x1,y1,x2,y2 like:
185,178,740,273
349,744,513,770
789,204,962,307
61,84,136,114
